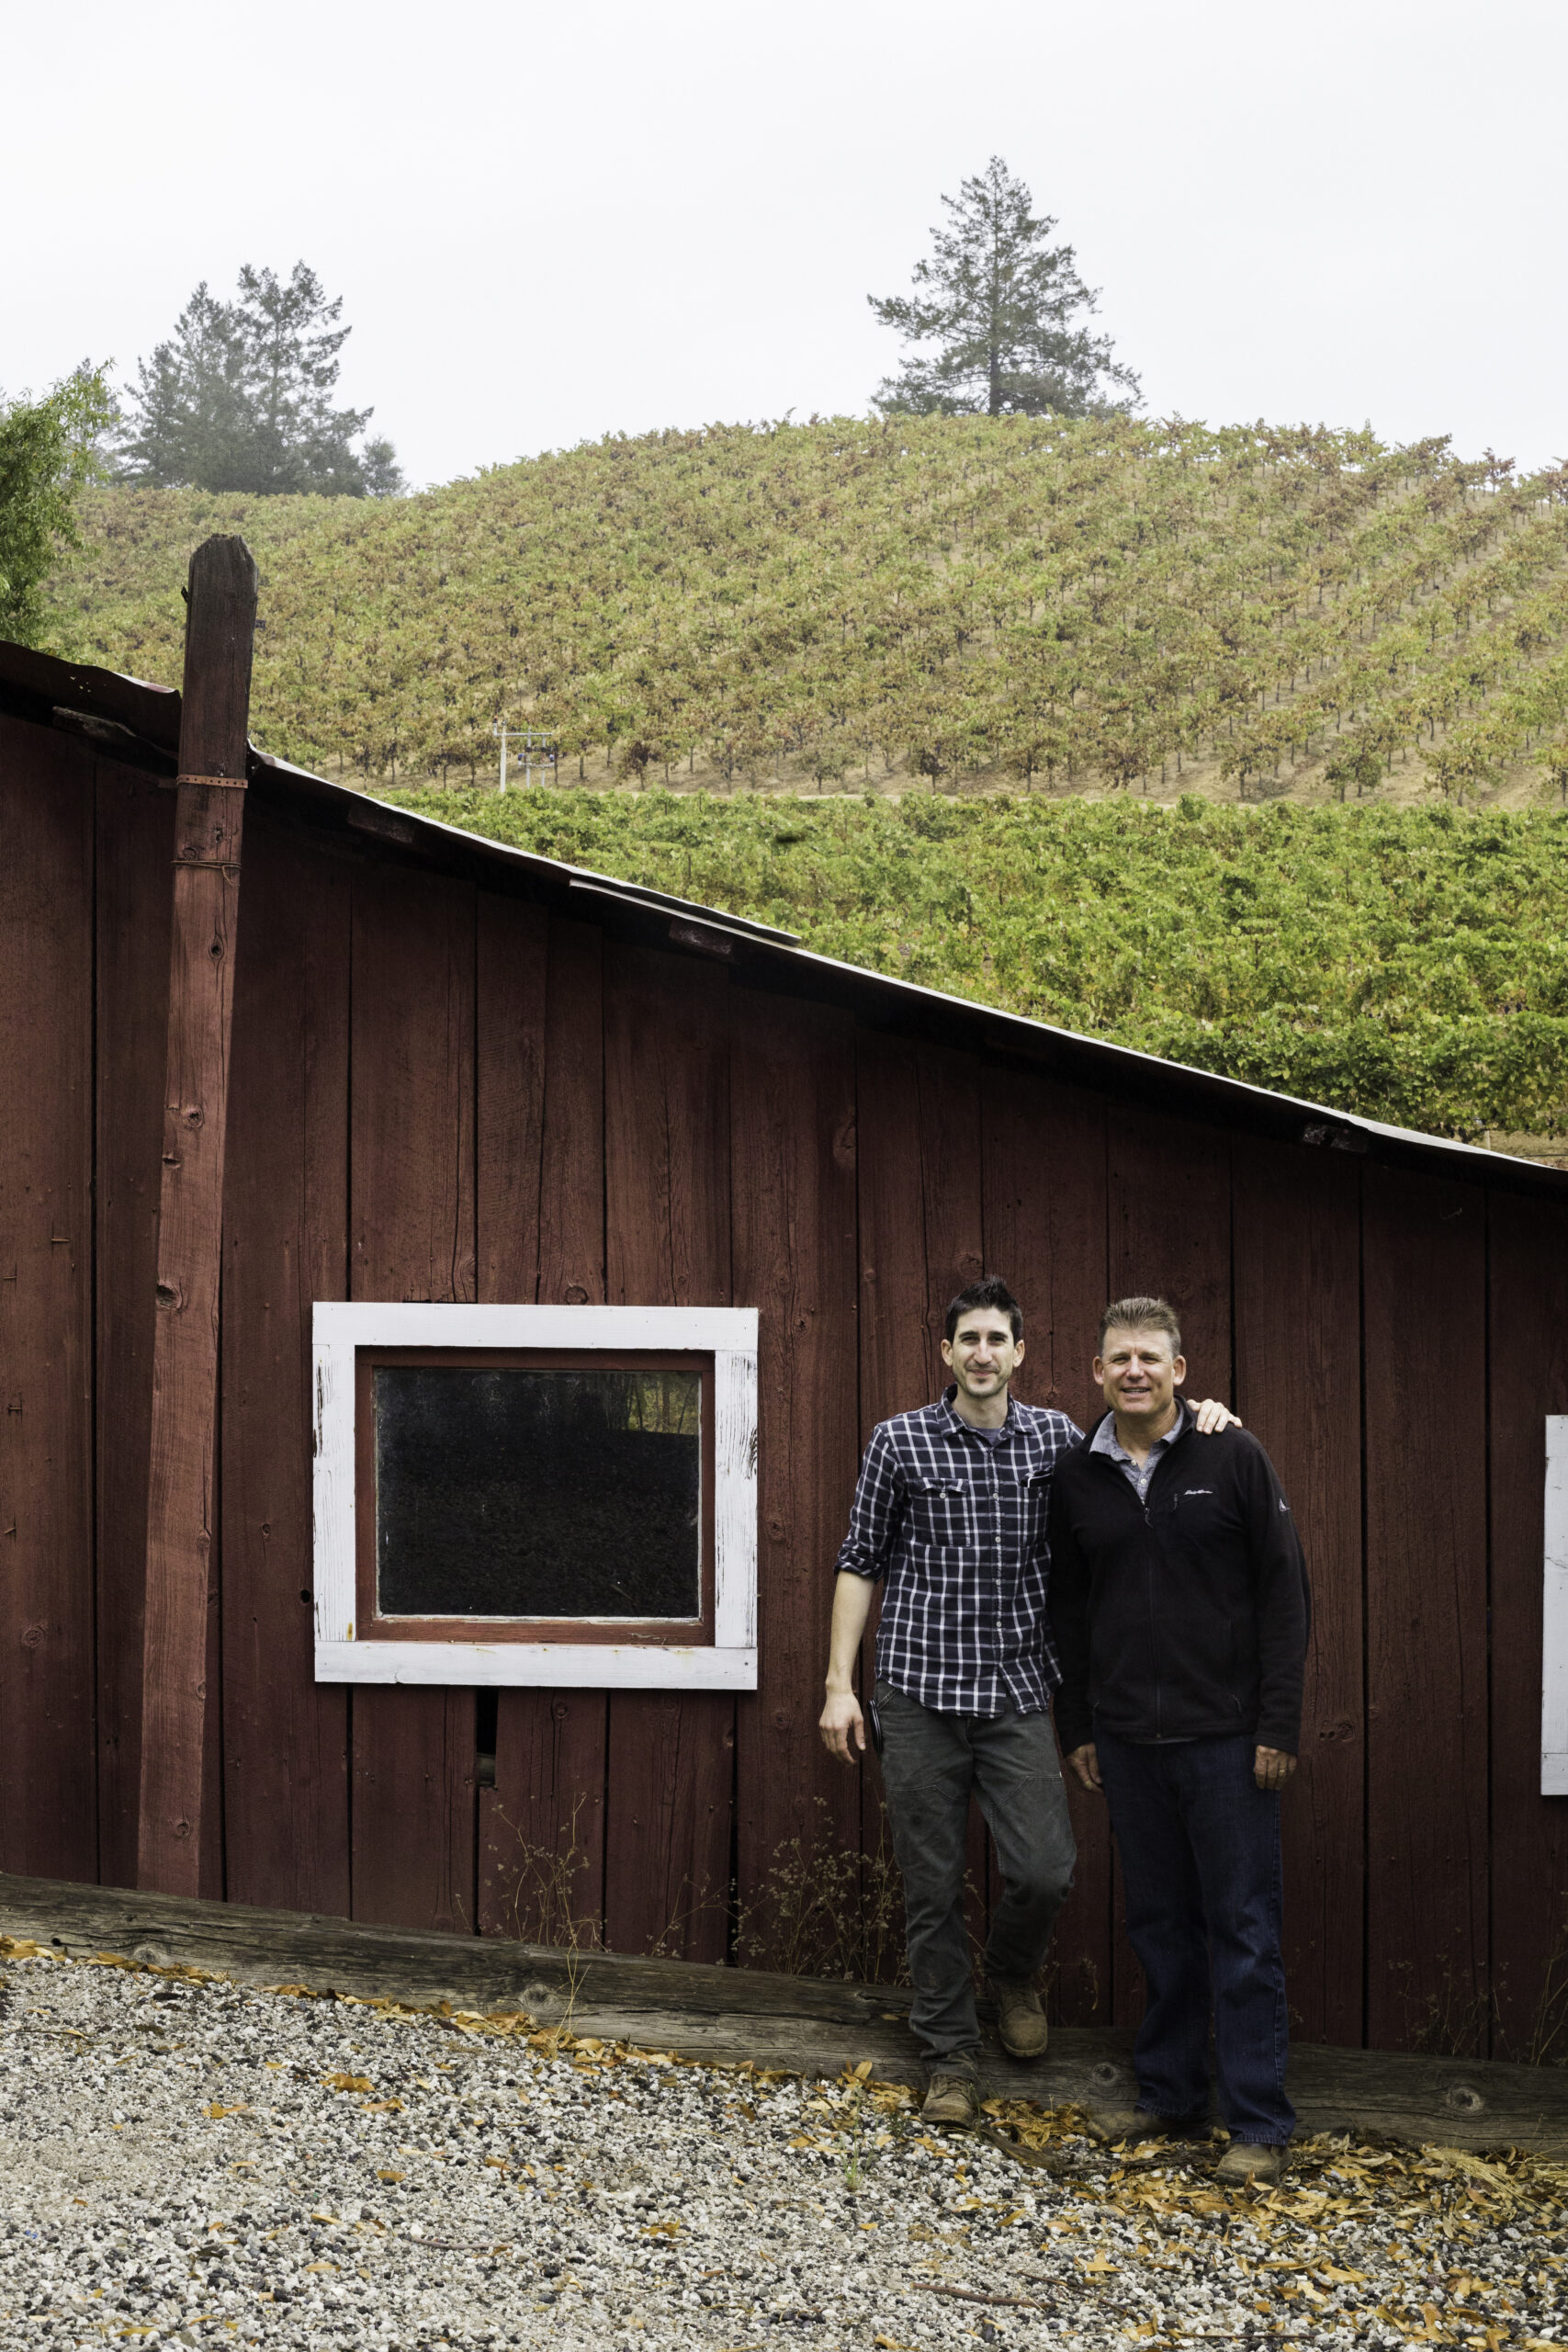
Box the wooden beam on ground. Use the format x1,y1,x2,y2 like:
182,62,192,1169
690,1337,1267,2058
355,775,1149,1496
1,1871,1564,2157
136,537,258,1897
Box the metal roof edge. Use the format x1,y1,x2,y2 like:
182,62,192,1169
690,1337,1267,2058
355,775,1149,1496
246,752,800,944
9,639,1559,1197
0,637,180,751
770,938,1557,1179
259,767,1563,1193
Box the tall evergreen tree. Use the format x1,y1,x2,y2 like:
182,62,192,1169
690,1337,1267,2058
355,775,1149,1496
870,158,1139,419
118,263,403,496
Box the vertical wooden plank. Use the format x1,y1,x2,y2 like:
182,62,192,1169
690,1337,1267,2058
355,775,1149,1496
732,991,860,1962
857,1037,961,1433
603,944,734,1962
856,1035,989,1962
536,919,606,1308
1107,1107,1232,1399
475,894,548,1310
1105,1107,1234,2023
1233,1139,1364,2047
220,810,351,1916
95,763,175,1887
481,1693,609,1944
984,1073,1108,1429
0,718,96,1882
1364,1163,1488,2052
983,1070,1111,2026
480,911,609,1944
349,864,478,1934
139,536,258,1895
1488,1190,1568,2058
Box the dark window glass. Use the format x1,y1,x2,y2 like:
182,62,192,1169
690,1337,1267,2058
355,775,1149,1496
373,1367,701,1620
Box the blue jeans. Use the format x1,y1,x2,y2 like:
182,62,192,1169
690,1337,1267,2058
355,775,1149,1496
876,1683,1077,2070
1095,1725,1293,2144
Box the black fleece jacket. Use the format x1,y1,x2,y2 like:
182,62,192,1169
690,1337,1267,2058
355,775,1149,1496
1046,1408,1310,1756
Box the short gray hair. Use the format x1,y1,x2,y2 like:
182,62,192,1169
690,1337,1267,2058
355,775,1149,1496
1098,1295,1182,1356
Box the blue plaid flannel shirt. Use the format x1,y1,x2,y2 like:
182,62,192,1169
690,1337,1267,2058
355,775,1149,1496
835,1387,1084,1715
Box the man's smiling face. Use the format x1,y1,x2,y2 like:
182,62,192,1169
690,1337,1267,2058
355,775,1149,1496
942,1308,1022,1403
1095,1325,1186,1423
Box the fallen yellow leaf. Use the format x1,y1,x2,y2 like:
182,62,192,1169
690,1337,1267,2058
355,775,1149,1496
377,2170,404,2185
323,2073,374,2094
205,2103,249,2120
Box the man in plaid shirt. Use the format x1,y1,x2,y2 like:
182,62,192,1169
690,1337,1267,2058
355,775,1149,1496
819,1276,1236,2125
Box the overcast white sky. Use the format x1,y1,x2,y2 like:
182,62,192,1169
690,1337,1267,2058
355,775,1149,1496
6,0,1564,486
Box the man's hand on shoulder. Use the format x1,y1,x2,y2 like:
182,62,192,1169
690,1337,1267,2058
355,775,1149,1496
1254,1745,1296,1792
819,1687,865,1765
1191,1397,1243,1434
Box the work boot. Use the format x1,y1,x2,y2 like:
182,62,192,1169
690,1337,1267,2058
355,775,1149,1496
921,2070,981,2128
1215,2140,1285,2188
991,1978,1049,2060
1086,2105,1169,2146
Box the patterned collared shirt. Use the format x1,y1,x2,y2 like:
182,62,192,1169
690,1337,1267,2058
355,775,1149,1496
1089,1399,1191,1500
835,1387,1084,1716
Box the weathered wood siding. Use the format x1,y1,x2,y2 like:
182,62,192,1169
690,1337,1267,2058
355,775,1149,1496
4,745,1566,2056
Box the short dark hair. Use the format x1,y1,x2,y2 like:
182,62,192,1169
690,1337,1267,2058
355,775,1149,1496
945,1276,1023,1343
1098,1295,1182,1356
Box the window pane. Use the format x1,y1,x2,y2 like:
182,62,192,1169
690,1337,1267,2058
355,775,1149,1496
373,1366,702,1620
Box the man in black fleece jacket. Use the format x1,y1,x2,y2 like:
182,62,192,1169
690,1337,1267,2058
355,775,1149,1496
1047,1295,1309,2185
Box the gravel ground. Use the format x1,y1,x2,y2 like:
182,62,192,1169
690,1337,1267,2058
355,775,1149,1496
1,1933,1565,2351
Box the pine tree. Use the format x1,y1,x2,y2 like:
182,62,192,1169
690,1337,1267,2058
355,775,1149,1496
118,263,404,496
870,158,1139,419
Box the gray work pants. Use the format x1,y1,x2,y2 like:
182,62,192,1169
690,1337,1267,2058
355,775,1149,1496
875,1679,1077,2071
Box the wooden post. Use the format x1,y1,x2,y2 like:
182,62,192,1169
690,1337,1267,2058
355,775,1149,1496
137,536,258,1896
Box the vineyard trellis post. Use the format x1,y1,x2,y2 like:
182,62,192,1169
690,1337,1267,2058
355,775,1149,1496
492,722,558,793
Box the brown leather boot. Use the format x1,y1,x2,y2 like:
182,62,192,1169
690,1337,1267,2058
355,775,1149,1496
1087,2105,1168,2146
1215,2140,1285,2187
991,1978,1049,2059
921,2070,981,2127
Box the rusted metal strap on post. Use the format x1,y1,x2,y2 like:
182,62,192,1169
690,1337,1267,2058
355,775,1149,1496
138,536,258,1900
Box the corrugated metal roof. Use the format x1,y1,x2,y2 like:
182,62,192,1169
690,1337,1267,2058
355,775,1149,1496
5,636,1564,1198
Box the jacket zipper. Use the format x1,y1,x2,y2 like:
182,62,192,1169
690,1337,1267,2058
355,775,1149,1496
1145,1498,1159,1740
1089,1447,1168,1740
1096,1418,1198,1746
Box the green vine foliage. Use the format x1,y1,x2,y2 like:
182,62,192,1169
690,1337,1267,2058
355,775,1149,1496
46,413,1568,1139
47,415,1568,799
377,787,1568,1142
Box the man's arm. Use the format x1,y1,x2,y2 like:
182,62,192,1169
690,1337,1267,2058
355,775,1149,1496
818,1424,902,1766
1243,1440,1311,1791
1046,1476,1100,1792
819,1573,876,1762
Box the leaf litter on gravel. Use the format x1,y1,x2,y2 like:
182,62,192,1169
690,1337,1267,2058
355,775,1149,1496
1,1934,1566,2348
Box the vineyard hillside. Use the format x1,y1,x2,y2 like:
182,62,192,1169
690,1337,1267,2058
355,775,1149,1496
47,415,1568,806
374,788,1568,1145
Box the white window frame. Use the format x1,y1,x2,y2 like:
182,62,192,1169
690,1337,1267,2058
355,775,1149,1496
311,1303,758,1690
1545,1416,1568,1794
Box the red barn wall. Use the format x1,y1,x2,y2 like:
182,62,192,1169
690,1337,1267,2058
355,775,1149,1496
3,727,1566,2058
